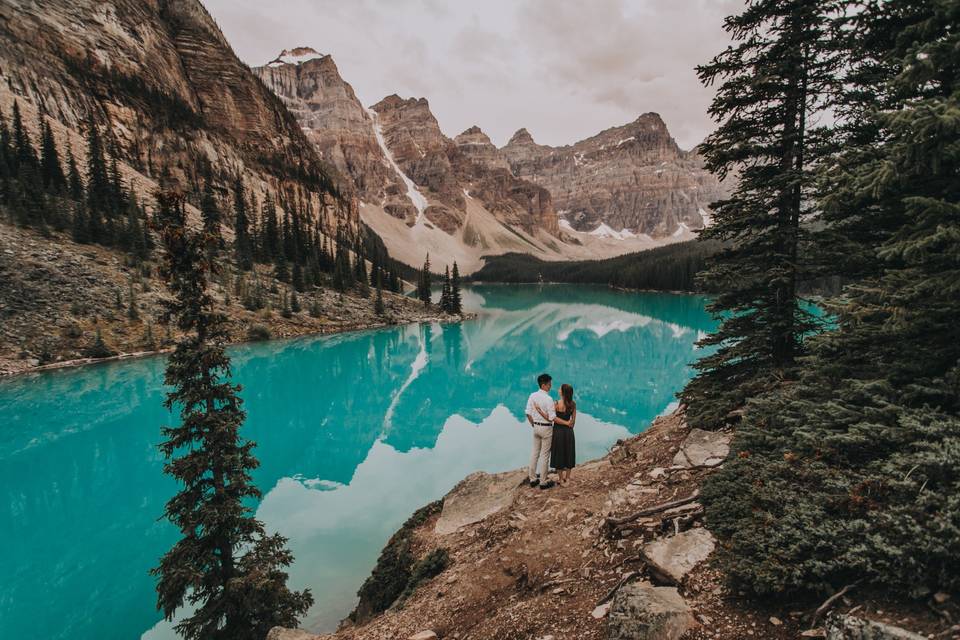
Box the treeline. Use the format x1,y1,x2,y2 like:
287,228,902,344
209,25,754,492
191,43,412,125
684,0,960,604
0,102,153,261
0,99,405,314
470,240,722,292
228,176,402,314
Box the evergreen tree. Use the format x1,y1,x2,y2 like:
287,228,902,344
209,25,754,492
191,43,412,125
450,261,462,314
39,118,66,193
85,116,110,243
374,270,385,316
680,0,840,429
290,290,301,314
11,101,36,174
291,261,305,292
232,177,254,271
66,145,84,201
274,250,289,283
701,0,960,599
417,253,432,306
151,191,312,639
262,198,280,261
439,266,451,313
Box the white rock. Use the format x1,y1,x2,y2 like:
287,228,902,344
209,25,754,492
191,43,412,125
641,528,716,584
408,632,438,640
435,469,527,535
592,602,612,618
672,428,731,468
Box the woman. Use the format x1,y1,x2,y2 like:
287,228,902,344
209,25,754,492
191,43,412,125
550,383,576,486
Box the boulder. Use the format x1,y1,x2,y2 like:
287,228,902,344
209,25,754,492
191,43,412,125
606,581,696,640
409,632,439,640
825,614,926,640
435,469,527,535
672,428,731,468
641,528,716,584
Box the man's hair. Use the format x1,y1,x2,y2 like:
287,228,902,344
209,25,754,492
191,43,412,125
537,373,552,387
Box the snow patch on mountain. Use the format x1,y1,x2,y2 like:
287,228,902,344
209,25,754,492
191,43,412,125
366,106,429,225
268,47,326,67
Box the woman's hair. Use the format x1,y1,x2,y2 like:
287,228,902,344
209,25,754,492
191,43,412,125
560,383,575,411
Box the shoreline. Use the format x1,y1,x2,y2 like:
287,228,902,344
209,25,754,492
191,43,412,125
0,312,476,380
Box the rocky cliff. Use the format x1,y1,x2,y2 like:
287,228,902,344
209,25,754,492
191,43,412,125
501,114,728,238
0,0,345,225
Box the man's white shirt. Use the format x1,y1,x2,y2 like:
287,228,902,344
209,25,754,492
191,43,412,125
525,389,556,424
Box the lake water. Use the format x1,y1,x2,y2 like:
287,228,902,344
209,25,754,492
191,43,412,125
0,285,716,639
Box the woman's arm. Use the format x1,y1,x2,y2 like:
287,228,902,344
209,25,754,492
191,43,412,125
535,405,550,421
569,408,576,429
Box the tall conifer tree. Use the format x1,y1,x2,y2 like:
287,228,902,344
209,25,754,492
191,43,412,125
151,191,311,639
680,0,840,428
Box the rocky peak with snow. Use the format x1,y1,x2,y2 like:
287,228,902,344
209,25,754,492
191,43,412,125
267,46,327,67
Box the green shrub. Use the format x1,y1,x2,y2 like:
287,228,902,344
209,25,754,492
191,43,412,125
352,500,442,623
245,324,271,342
397,548,449,607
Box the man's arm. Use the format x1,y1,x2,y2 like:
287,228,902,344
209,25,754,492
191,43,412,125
525,395,535,426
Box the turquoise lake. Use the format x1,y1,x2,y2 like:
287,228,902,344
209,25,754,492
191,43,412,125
0,285,716,639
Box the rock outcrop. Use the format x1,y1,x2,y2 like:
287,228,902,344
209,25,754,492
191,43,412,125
0,0,343,222
672,428,731,468
434,469,527,535
606,582,697,640
501,114,729,238
641,527,716,585
252,49,402,207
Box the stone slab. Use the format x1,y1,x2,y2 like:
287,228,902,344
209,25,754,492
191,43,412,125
435,469,527,535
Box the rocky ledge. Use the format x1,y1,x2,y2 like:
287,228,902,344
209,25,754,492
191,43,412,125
271,411,946,640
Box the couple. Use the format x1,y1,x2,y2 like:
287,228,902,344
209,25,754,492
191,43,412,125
524,373,577,490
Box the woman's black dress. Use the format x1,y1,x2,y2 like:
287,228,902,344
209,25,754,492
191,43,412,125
551,407,576,470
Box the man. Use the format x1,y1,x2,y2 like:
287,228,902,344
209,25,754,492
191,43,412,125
524,372,556,489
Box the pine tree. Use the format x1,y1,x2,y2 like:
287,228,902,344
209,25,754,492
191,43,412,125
151,191,312,639
374,270,385,316
439,266,451,313
679,0,839,429
700,0,960,599
39,118,66,193
262,198,280,260
290,290,301,313
66,145,84,201
232,177,254,271
450,261,462,314
417,253,432,306
85,116,110,244
291,261,305,292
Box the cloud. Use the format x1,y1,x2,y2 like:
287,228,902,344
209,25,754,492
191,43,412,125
204,0,741,149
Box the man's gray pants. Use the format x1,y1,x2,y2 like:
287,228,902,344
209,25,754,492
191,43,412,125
528,424,553,483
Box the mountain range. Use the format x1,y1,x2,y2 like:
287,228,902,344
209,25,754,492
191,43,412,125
0,0,726,281
252,47,728,273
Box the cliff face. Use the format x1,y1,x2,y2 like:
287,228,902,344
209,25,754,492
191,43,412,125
0,0,344,225
370,96,560,237
501,114,728,237
252,49,404,209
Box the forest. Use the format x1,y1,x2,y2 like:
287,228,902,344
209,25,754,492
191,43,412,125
470,240,722,291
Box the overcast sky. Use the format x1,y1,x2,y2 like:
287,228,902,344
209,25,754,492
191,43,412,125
205,0,741,150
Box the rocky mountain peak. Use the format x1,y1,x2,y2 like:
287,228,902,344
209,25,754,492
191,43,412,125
267,46,327,67
454,126,493,146
507,128,536,146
